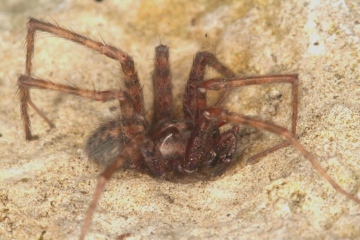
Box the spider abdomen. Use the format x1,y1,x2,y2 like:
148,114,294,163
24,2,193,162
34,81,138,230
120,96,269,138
85,119,125,166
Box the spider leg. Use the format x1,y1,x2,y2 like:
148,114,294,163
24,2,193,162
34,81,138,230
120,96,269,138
20,75,148,237
183,51,236,122
200,74,299,162
204,107,360,205
19,75,126,101
18,75,146,138
20,18,146,140
80,135,145,240
152,45,173,123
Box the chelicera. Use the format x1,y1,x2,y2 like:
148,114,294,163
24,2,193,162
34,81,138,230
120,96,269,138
18,18,360,239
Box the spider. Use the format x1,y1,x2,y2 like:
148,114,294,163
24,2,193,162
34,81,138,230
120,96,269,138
18,18,360,239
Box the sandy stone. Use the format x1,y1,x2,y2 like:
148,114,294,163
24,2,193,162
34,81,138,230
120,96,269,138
1,1,359,239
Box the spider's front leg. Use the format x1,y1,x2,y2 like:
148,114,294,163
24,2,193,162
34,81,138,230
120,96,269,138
183,51,236,122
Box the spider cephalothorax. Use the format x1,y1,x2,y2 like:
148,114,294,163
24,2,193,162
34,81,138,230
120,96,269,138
18,18,360,239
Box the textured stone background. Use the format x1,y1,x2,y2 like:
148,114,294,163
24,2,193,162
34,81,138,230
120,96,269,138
1,0,359,239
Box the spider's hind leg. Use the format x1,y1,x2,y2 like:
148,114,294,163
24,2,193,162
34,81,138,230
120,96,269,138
204,107,360,205
200,74,299,163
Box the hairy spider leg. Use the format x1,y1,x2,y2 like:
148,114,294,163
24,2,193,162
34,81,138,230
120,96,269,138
200,75,299,162
18,75,148,240
18,75,129,109
152,45,173,122
18,75,146,138
19,18,146,140
183,51,236,122
204,107,360,205
80,135,146,240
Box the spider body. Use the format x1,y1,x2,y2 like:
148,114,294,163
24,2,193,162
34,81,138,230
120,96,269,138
17,18,360,239
85,46,238,178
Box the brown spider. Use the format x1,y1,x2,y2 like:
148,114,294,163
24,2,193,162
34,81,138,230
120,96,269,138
18,18,360,239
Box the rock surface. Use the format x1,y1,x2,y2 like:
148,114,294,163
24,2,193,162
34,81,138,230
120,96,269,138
0,1,359,239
